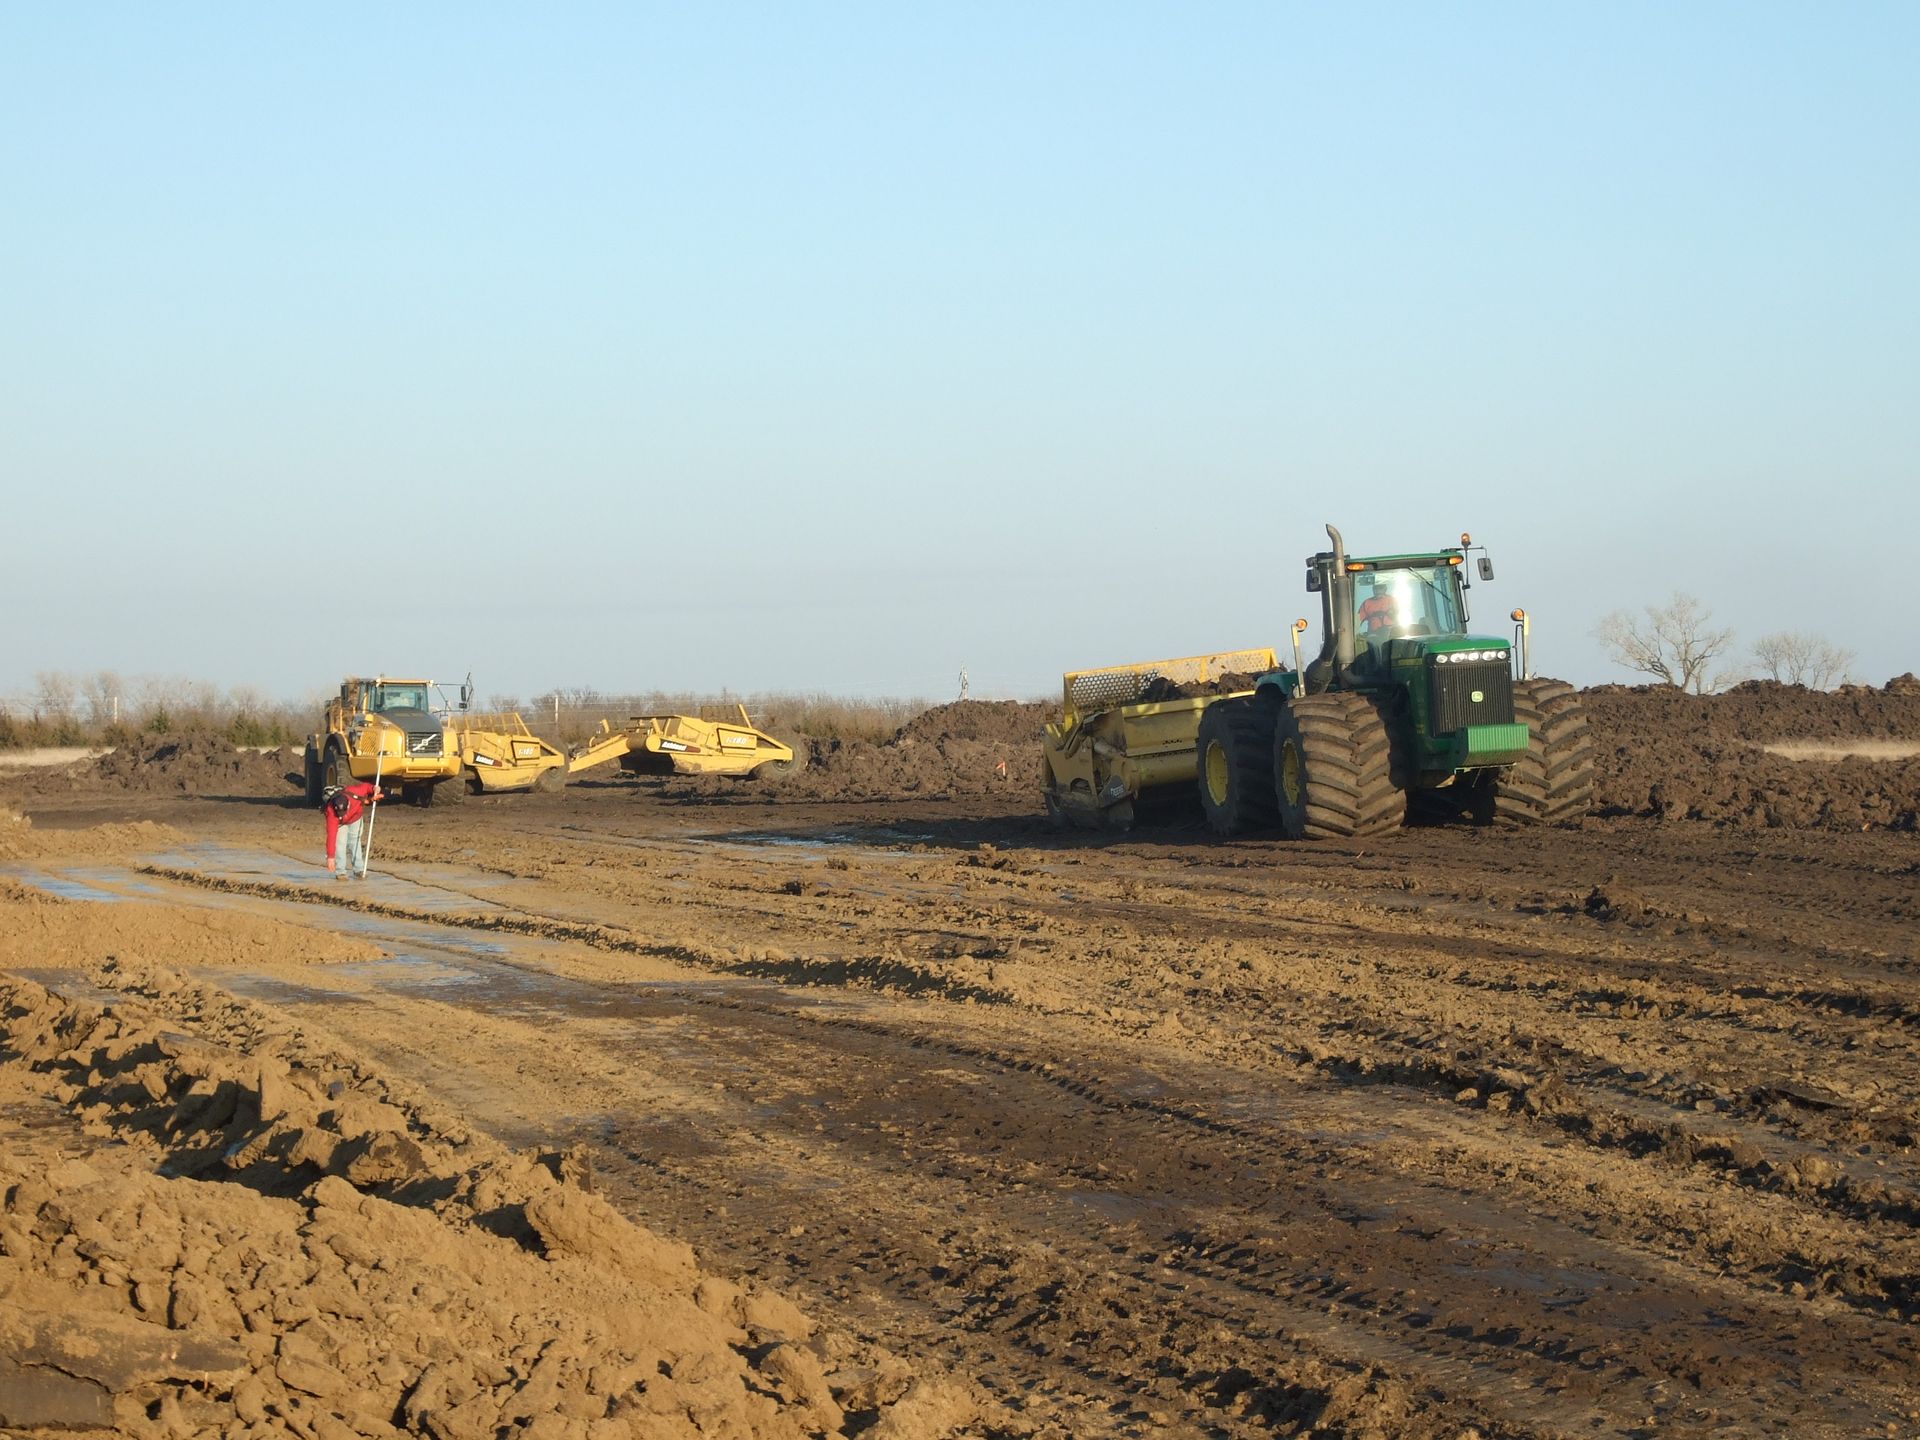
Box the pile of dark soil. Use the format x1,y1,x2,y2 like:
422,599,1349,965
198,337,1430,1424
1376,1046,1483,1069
0,734,299,798
891,699,1053,747
657,702,1044,805
1134,671,1263,703
1583,679,1920,831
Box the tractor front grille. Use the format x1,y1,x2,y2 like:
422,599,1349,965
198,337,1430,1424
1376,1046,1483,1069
1429,661,1515,733
406,731,444,757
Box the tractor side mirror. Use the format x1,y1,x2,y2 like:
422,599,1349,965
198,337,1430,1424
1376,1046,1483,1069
1477,557,1494,581
1305,568,1324,593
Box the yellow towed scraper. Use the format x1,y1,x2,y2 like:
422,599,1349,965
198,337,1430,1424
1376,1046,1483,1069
1041,648,1278,829
448,711,570,793
567,705,797,780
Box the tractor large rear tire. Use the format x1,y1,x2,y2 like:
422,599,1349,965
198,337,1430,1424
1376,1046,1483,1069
326,744,353,791
433,772,471,806
1495,678,1595,824
1273,692,1405,840
1196,697,1280,836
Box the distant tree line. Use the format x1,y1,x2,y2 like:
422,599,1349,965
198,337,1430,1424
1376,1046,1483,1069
0,672,317,750
0,674,939,753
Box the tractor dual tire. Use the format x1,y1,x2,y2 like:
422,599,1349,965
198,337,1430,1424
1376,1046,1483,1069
1197,696,1280,836
1494,678,1595,825
1273,692,1406,841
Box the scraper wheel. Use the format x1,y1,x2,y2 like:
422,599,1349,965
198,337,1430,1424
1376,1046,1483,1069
1196,697,1280,837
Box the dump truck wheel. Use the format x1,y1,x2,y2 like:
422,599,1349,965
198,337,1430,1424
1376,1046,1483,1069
303,744,324,806
1196,698,1279,836
433,773,471,806
1273,692,1405,840
326,744,353,790
1496,679,1595,824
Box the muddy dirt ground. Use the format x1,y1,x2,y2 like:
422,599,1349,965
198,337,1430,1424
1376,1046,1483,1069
3,684,1919,1439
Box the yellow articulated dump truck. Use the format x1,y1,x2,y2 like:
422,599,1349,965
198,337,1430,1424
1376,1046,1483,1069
302,677,566,808
1040,648,1279,829
567,704,796,781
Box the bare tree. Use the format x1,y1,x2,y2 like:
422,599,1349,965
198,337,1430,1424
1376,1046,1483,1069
81,670,123,727
33,672,77,721
1752,631,1854,689
1594,593,1736,694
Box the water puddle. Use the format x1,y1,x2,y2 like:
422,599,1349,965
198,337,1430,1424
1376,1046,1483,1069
1,868,130,903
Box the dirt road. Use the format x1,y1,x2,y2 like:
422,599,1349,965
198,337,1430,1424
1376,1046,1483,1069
4,761,1917,1438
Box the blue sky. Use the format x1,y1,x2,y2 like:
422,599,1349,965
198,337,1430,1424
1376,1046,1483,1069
4,4,1915,705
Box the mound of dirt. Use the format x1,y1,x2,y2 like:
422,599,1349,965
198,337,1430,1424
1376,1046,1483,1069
0,734,299,799
651,702,1047,806
1132,671,1263,703
668,736,1034,806
0,962,983,1438
1582,679,1920,831
890,700,1052,747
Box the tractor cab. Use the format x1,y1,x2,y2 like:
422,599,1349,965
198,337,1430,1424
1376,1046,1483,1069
1348,559,1470,657
1293,528,1528,782
1302,534,1504,688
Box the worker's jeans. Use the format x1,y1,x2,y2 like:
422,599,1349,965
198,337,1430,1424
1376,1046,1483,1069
336,817,365,875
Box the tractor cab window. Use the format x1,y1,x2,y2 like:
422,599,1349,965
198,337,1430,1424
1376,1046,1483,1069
1352,566,1466,647
368,684,429,714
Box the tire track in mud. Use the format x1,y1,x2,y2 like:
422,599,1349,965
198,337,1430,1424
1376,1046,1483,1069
77,805,1920,1436
139,835,1920,1326
242,956,1917,1440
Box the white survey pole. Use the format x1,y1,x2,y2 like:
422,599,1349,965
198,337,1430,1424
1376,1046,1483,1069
358,744,385,879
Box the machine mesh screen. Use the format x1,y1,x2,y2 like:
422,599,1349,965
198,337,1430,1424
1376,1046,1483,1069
1064,648,1276,718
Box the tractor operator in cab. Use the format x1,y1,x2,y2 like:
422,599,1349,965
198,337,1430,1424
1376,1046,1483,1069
322,780,384,879
1357,576,1400,637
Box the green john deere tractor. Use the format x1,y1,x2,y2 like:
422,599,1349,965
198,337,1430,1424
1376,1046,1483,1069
1192,524,1594,838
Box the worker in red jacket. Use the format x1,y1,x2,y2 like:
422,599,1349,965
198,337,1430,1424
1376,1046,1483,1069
322,780,384,879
